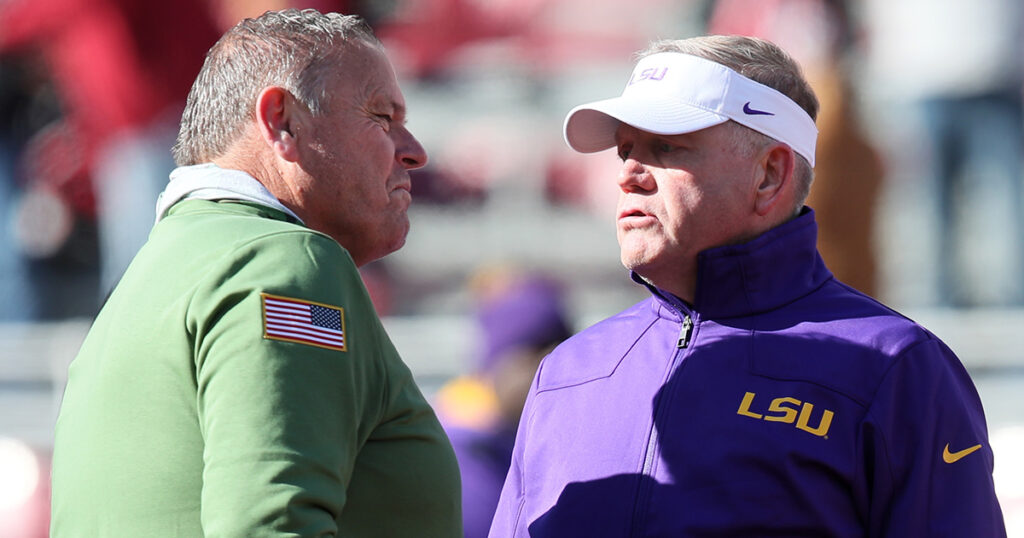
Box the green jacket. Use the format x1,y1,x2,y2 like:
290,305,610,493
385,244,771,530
51,199,462,537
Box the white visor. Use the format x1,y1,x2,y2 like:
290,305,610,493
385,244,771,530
563,52,817,167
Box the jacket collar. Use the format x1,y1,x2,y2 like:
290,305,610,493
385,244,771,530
638,207,833,319
155,163,303,224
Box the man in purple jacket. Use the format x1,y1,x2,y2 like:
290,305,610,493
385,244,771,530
489,35,1006,537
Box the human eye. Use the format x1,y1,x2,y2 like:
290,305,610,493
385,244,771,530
617,144,632,162
656,141,675,154
374,113,393,131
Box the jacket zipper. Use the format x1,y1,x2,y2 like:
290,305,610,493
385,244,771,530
677,314,693,348
632,309,695,537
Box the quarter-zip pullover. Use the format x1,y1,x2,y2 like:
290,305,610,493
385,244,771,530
490,208,1004,537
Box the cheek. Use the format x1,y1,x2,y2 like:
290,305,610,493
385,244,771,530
363,130,398,168
660,191,698,238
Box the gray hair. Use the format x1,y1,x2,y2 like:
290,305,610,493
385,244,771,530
172,9,380,166
641,36,819,209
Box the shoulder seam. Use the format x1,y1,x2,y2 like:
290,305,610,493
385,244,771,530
536,314,660,393
859,336,943,489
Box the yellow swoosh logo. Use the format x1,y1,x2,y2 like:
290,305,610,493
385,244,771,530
942,443,982,463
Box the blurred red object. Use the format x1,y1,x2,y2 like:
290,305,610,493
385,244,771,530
0,0,221,210
379,0,668,77
0,439,51,538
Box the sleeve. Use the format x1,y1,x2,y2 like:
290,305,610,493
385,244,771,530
188,231,384,537
860,337,1006,537
488,360,543,538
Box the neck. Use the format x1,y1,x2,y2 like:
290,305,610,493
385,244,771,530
633,257,698,306
213,145,299,219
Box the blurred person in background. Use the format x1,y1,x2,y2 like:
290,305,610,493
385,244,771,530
0,0,390,315
0,0,222,304
863,0,1024,306
0,53,63,321
701,0,884,298
436,268,572,538
490,35,1005,537
50,10,461,536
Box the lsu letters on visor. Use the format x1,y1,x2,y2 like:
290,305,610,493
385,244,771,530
563,52,818,166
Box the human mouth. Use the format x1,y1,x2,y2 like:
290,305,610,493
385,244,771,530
392,178,411,192
617,207,657,227
390,179,412,198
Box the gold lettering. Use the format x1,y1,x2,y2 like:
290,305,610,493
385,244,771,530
736,392,763,419
796,402,834,437
764,397,800,424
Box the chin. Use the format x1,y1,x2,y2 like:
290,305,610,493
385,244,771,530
374,229,409,262
619,243,650,270
621,249,663,280
620,255,645,274
386,235,407,257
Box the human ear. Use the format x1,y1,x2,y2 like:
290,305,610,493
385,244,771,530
753,144,796,216
255,86,301,163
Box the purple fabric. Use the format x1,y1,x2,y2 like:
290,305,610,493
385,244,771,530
446,425,517,538
446,274,571,536
475,276,571,372
490,209,1005,537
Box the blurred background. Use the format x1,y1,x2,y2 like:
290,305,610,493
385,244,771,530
1,0,1022,535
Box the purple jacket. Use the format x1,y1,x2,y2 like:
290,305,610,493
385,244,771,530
490,209,1005,537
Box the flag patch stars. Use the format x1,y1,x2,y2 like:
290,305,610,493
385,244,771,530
262,293,347,351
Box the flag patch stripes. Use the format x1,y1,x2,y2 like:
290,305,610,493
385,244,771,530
262,293,347,351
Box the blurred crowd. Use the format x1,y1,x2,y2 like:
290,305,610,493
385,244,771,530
1,0,1022,323
1,0,1023,534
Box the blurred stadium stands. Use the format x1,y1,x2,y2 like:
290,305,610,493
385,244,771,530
1,0,1023,535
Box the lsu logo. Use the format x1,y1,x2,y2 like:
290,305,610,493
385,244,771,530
736,392,834,438
628,67,668,85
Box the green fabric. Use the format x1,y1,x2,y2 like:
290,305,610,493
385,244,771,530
51,199,461,537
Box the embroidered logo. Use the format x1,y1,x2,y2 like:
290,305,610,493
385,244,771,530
736,391,834,437
742,102,775,116
262,293,346,351
942,443,982,464
628,67,668,85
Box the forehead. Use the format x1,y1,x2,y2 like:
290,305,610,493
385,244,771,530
328,43,405,113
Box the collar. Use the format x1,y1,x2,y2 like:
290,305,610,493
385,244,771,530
155,163,304,224
638,207,833,319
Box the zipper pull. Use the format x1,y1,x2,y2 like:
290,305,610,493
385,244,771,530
677,314,693,349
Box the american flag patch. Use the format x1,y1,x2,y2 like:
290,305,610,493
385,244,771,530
261,293,347,351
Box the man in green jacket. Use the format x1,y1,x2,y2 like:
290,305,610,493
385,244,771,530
50,9,462,536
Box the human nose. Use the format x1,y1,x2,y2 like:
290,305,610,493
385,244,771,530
617,155,654,193
394,126,428,170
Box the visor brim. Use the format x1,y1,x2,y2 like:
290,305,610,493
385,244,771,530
564,96,730,153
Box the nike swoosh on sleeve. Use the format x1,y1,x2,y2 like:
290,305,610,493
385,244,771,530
942,443,982,463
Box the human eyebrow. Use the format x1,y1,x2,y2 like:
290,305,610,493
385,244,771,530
370,101,408,127
389,102,408,124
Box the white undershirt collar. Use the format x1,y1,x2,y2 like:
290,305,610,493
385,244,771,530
155,163,303,224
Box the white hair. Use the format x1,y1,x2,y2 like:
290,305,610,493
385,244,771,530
172,9,380,166
642,36,819,209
